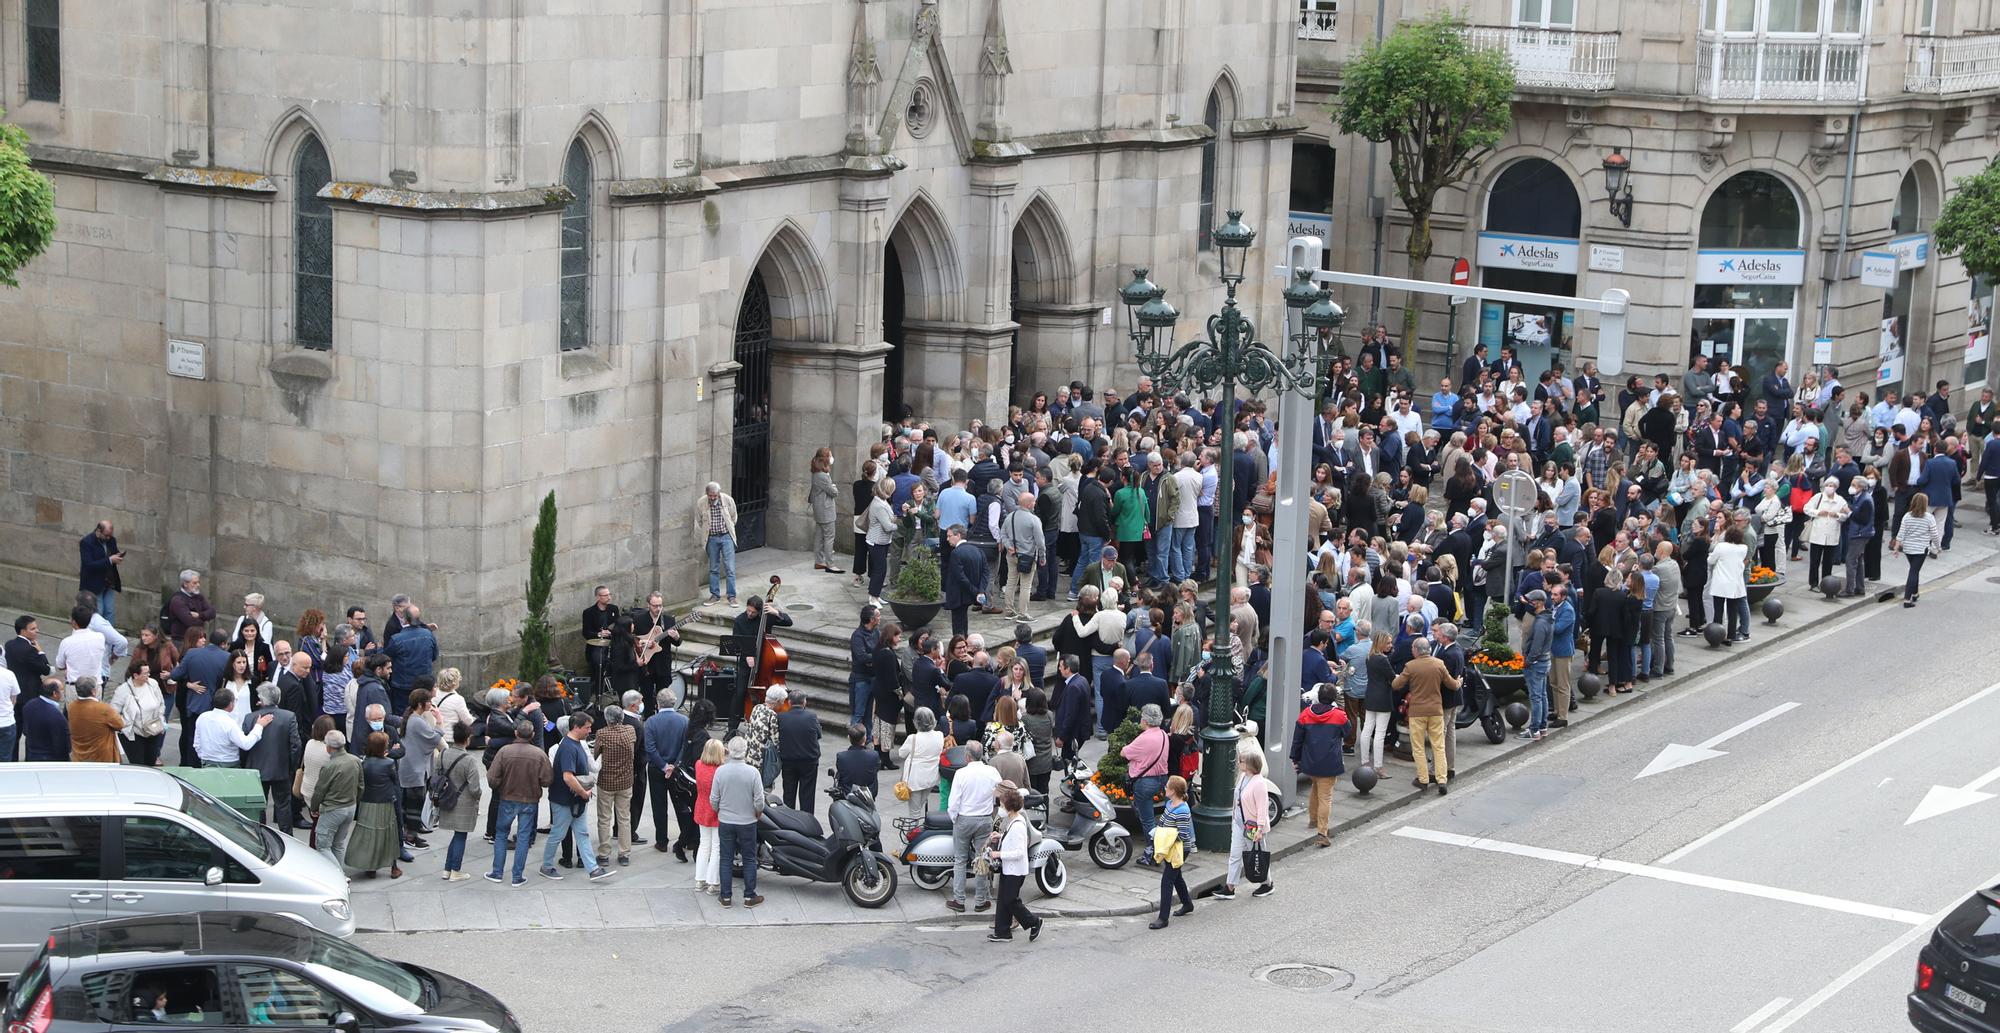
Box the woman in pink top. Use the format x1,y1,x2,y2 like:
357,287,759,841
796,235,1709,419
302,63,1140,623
1216,749,1272,899
693,739,725,894
1120,704,1171,865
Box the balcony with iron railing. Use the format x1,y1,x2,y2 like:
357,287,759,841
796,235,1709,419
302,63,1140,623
1906,32,2000,95
1463,24,1619,92
1298,0,1337,41
1695,34,1867,101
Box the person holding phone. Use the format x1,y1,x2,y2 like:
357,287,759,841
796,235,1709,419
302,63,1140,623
79,520,124,623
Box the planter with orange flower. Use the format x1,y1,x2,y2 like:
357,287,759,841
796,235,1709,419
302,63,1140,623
1745,565,1785,608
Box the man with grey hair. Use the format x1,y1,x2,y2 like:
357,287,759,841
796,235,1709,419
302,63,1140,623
66,676,124,764
1432,620,1465,776
946,740,999,912
644,688,690,855
711,736,765,906
310,730,362,864
243,681,302,829
195,687,272,767
695,481,740,606
165,568,216,644
989,730,1029,787
593,702,638,867
1122,703,1171,865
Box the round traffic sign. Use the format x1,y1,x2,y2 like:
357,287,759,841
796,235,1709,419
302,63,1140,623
1496,470,1539,515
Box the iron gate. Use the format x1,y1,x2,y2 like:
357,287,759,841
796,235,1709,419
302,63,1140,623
731,271,772,551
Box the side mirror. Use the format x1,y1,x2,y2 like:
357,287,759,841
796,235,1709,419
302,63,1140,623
332,1011,361,1033
203,866,224,887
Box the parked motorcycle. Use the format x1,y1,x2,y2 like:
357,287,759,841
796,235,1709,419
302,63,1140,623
1045,759,1133,869
894,791,1069,897
754,782,898,908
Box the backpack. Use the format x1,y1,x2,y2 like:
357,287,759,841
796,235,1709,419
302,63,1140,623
426,753,468,811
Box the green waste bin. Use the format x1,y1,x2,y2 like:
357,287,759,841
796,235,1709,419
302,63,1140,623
164,766,268,821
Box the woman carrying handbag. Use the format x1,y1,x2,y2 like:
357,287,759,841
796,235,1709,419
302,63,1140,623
1215,750,1273,900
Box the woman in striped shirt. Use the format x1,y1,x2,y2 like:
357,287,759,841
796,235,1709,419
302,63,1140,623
1149,775,1196,930
1890,493,1942,607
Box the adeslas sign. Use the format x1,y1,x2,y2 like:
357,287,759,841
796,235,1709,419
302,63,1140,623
1477,232,1579,275
1695,249,1806,286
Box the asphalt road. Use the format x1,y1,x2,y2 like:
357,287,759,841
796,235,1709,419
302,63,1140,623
357,550,2000,1033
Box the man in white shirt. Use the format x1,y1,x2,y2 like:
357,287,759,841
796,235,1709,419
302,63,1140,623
52,606,107,701
0,667,19,762
945,741,1001,913
77,591,128,682
195,687,273,766
1390,396,1424,442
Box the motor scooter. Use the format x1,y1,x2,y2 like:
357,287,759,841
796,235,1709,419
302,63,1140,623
1456,664,1506,744
1042,759,1133,869
894,790,1069,897
753,782,899,908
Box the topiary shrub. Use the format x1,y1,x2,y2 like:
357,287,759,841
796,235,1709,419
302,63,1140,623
890,545,941,602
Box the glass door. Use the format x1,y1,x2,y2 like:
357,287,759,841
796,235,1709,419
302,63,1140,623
1691,309,1794,410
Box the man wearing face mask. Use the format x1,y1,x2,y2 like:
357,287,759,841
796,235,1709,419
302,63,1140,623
1841,474,1876,596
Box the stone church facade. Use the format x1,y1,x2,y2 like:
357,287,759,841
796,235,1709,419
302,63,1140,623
0,0,1301,675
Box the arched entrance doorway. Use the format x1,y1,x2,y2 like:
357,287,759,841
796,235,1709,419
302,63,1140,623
1009,195,1084,404
1690,171,1805,410
731,270,773,551
1875,167,1936,395
883,243,908,423
1477,158,1581,388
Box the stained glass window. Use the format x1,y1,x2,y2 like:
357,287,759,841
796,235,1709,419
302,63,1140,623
26,0,60,102
559,139,592,352
293,135,333,351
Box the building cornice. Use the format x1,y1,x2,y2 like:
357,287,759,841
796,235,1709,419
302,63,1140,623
318,182,572,217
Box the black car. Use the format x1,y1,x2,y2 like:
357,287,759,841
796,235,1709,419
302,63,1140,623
1912,885,2000,1032
1,912,519,1032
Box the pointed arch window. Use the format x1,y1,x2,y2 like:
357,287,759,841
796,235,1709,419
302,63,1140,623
559,139,592,352
1198,90,1221,251
25,0,60,101
293,135,333,351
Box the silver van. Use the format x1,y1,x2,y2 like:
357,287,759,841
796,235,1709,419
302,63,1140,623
0,764,353,980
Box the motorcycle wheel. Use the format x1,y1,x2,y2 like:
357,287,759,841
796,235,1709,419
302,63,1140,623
1034,855,1068,897
843,853,898,908
1481,711,1505,745
909,864,949,892
1087,829,1132,869
1267,790,1285,828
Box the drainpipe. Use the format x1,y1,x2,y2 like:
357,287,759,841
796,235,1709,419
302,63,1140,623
1365,0,1387,323
1816,100,1863,347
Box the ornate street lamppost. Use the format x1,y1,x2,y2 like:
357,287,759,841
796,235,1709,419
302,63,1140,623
1121,210,1338,850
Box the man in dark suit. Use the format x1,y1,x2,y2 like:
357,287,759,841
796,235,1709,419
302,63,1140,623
1301,630,1335,693
1461,343,1490,393
955,654,1001,724
1343,429,1386,481
5,616,52,707
1490,344,1522,382
1572,362,1601,403
242,682,302,831
1694,412,1731,476
1312,402,1343,470
77,521,123,623
1760,361,1795,411
168,630,232,765
775,693,822,812
942,525,989,638
1123,652,1171,717
1052,655,1093,763
1231,434,1259,516
276,652,317,754
1012,623,1048,689
1098,650,1130,734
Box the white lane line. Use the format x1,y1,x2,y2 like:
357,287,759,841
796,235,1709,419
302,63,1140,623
1729,996,1792,1033
1365,603,1891,838
1659,676,2000,864
1757,866,2000,1033
1696,702,1802,749
1393,826,1931,926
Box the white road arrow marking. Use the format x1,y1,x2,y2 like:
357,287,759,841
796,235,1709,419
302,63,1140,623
1635,702,1800,779
1906,762,2000,825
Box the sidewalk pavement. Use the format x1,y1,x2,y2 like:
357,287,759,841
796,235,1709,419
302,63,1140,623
332,534,1999,932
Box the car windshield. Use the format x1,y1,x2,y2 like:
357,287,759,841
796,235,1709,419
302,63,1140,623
304,937,422,1009
175,780,272,862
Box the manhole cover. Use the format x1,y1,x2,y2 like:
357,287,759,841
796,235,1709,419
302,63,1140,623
1251,963,1353,991
1986,576,2000,585
787,603,816,612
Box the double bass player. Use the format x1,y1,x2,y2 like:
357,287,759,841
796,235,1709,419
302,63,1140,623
728,590,792,739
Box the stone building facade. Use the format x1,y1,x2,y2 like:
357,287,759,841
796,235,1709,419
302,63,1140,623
1290,0,2000,405
0,0,1302,676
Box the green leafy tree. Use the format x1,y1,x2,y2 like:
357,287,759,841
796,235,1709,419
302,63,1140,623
1936,158,2000,284
517,491,558,681
0,108,57,288
1335,13,1515,366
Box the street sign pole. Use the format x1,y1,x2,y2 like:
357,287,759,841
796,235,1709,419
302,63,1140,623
1447,257,1470,374
1496,469,1539,625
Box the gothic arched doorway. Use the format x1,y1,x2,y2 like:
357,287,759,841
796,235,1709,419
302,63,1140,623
883,244,908,424
732,269,773,551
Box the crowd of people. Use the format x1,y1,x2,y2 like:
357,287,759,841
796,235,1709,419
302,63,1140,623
3,334,1993,931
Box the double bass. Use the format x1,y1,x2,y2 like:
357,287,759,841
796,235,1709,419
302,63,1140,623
742,575,790,721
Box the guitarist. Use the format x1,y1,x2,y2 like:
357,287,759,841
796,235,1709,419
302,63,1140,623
631,590,680,703
728,594,792,738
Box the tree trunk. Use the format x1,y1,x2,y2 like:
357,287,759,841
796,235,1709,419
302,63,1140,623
1401,212,1434,371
